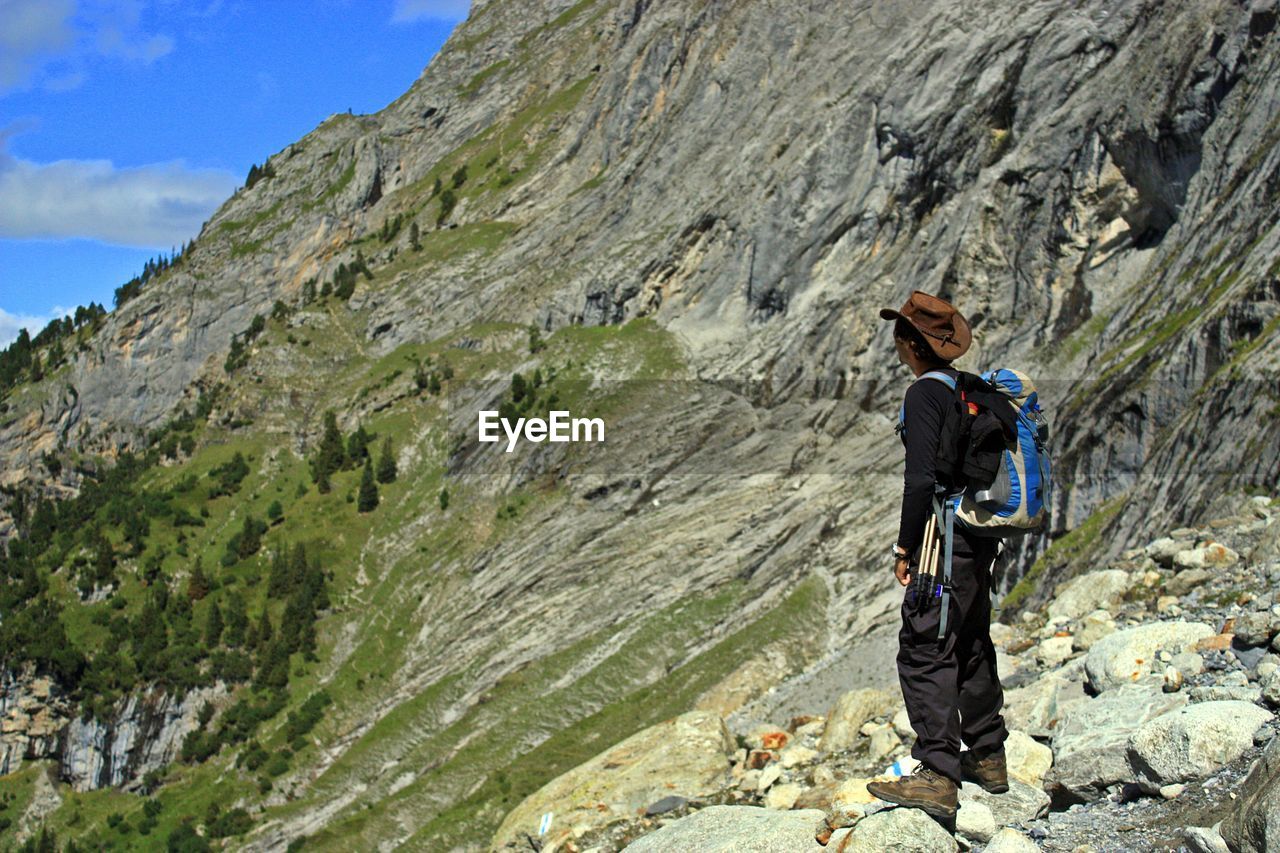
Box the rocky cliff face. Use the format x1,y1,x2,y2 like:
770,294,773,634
2,0,1280,848
1,670,223,792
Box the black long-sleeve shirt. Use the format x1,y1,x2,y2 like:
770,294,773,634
895,368,959,556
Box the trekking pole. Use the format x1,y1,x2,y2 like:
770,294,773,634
916,512,937,600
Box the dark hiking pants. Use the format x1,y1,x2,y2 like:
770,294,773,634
897,535,1008,785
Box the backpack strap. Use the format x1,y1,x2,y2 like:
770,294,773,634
917,370,957,390
934,488,957,640
897,371,957,437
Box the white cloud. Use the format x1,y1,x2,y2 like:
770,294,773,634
391,0,470,23
0,305,69,348
0,0,77,91
0,0,174,95
0,132,238,247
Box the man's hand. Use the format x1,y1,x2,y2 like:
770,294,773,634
894,556,911,587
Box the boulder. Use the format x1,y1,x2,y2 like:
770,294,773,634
819,688,897,753
955,798,995,842
490,711,735,850
1146,537,1196,566
1173,543,1240,570
832,777,879,806
1235,611,1280,648
780,745,818,768
1166,568,1212,597
1085,621,1215,691
1002,663,1089,739
1128,701,1274,790
842,806,959,852
1003,730,1052,787
622,805,835,852
1073,609,1116,651
1221,735,1280,853
983,827,1041,853
1172,652,1206,675
1184,825,1231,853
868,727,901,762
959,779,1049,826
1048,570,1131,623
1263,670,1280,708
1189,685,1262,703
1047,684,1187,800
1035,636,1075,668
764,782,803,810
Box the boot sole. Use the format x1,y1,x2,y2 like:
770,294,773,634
864,784,958,820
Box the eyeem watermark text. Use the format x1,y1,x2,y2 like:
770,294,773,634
478,410,605,452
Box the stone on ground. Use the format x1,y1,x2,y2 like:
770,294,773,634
1221,735,1280,853
1002,664,1089,739
1047,570,1131,623
1085,621,1215,691
623,805,833,852
1129,701,1274,789
983,827,1042,853
959,779,1049,826
1184,824,1231,853
1047,684,1187,799
490,710,734,850
955,798,996,842
842,806,959,852
819,688,897,753
1003,730,1053,787
1173,543,1240,570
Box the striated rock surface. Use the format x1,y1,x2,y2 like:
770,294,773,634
490,710,735,850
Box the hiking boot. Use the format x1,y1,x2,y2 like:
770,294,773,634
865,766,958,819
961,747,1009,793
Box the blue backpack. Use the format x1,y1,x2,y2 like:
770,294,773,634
913,367,1051,536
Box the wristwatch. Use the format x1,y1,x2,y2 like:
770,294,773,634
891,544,908,560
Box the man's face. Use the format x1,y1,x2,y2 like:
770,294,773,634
893,334,912,367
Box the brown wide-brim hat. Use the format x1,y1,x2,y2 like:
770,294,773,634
879,290,972,361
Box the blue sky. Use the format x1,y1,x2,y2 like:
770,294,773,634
0,0,467,345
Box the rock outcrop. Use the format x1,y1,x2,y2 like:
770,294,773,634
1,670,223,793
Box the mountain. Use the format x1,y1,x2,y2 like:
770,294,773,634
1,0,1278,849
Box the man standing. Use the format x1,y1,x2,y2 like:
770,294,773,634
865,291,1009,822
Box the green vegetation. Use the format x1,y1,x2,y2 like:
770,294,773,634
1003,495,1126,609
245,160,277,190
460,59,510,97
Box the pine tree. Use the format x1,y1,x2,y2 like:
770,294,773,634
357,458,379,513
409,221,421,251
439,487,450,511
314,411,345,483
289,542,309,588
224,593,248,647
236,514,262,560
91,528,116,585
376,436,397,484
187,558,210,601
255,640,290,690
346,423,371,467
267,547,289,598
205,600,224,647
255,609,274,651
